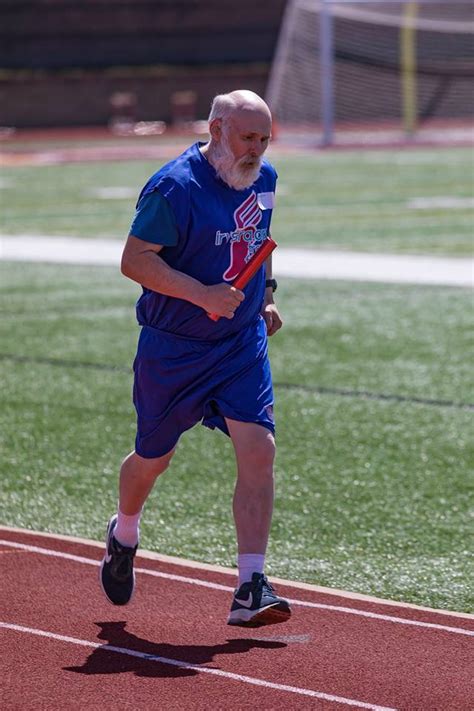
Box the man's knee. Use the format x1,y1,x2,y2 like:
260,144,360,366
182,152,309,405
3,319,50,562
237,429,275,474
254,433,276,470
123,448,176,481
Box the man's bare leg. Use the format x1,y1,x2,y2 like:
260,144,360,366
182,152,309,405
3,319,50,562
226,419,275,556
100,448,174,605
225,418,290,626
119,449,175,515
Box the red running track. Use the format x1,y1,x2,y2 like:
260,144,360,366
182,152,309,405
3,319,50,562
1,526,473,710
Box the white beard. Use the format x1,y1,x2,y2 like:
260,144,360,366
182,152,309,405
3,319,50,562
212,135,262,191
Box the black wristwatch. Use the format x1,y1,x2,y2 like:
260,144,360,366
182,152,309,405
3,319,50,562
265,278,278,292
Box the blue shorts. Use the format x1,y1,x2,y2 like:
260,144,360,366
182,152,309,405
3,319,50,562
133,316,275,458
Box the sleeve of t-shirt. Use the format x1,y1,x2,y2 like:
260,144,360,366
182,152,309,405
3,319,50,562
128,190,178,246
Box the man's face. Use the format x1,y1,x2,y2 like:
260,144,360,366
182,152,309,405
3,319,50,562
213,108,272,190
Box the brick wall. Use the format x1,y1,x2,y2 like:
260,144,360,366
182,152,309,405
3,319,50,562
0,0,287,127
0,64,270,128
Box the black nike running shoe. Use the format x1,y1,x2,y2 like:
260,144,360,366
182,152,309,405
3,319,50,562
227,572,291,627
99,515,137,606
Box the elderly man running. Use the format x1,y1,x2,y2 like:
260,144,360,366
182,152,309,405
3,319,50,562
100,89,291,627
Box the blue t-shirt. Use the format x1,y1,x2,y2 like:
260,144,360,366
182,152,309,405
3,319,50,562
130,191,178,246
130,142,277,340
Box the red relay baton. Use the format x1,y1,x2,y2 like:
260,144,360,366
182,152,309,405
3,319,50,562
207,237,277,321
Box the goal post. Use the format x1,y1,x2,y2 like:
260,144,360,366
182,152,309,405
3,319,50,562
320,0,335,146
266,0,474,146
400,1,418,136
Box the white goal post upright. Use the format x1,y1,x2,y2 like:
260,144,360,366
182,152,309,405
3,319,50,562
320,0,335,146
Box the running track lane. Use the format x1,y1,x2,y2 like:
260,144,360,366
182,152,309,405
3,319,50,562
0,528,473,710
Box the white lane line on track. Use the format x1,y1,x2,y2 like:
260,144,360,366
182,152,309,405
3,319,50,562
2,524,471,620
0,621,397,711
1,539,473,638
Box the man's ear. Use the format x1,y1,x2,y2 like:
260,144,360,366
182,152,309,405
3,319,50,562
209,118,222,141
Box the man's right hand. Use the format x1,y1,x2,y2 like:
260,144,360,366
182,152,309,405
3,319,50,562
202,283,245,319
121,237,245,319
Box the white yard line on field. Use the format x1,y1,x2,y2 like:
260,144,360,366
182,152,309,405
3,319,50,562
0,234,472,287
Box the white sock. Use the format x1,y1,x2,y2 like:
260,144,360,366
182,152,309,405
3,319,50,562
238,553,265,587
114,508,141,547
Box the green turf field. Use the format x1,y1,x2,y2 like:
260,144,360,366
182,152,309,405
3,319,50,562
1,258,472,612
1,145,473,255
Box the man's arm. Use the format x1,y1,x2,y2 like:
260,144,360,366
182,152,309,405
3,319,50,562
261,254,283,336
121,235,244,320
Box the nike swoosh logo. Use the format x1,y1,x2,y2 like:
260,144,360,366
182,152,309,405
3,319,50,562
234,592,253,608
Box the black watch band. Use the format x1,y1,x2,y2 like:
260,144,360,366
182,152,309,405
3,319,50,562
265,278,277,292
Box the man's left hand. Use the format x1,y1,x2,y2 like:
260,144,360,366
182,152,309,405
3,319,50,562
261,300,282,336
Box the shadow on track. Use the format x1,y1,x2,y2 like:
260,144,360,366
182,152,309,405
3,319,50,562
64,621,287,678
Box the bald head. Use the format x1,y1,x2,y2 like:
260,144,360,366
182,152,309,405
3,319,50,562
209,90,272,124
